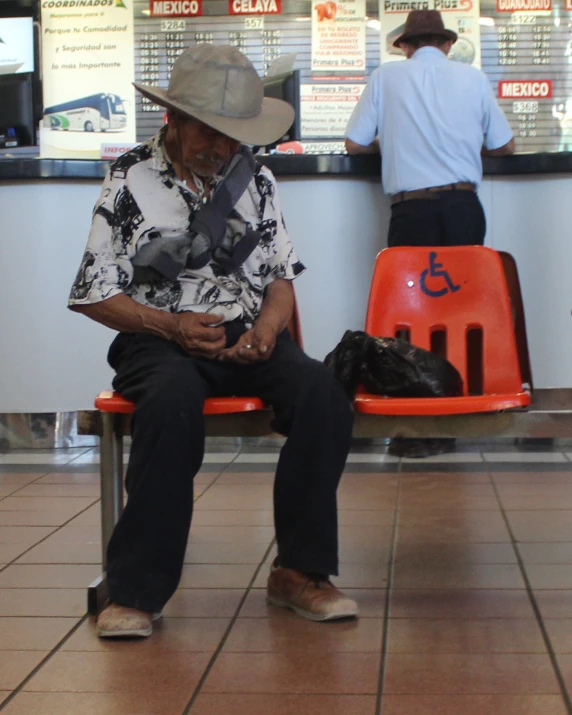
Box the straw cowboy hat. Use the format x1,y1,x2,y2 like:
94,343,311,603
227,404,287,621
393,10,458,48
133,44,295,146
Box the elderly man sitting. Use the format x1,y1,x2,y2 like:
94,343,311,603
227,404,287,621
69,44,358,637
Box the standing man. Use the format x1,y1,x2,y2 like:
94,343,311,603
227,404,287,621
70,44,358,637
345,10,515,457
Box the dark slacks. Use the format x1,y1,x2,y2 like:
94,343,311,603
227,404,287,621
388,191,486,248
105,331,353,613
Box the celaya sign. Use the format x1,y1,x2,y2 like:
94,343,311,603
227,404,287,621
150,0,202,15
229,0,281,13
498,80,552,99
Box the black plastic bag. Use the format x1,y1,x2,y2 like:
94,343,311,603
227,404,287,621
324,330,463,400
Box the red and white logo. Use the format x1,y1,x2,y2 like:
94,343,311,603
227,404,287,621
229,0,281,13
150,0,202,16
498,80,552,99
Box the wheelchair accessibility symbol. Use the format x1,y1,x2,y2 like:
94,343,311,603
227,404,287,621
420,252,461,298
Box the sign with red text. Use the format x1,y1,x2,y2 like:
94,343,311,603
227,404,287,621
311,0,366,74
499,80,553,98
379,0,481,67
300,83,365,137
229,0,282,13
150,0,202,16
497,0,551,10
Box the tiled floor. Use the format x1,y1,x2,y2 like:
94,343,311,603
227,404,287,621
1,441,572,713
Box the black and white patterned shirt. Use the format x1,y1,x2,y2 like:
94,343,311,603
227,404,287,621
68,128,305,323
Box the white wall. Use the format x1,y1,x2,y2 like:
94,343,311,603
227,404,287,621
0,174,570,412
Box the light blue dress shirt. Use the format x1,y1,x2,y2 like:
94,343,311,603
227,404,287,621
345,47,513,195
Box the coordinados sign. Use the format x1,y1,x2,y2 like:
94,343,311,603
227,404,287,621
229,0,282,13
150,0,201,15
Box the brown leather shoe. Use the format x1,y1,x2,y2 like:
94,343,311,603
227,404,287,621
267,563,359,622
96,603,161,638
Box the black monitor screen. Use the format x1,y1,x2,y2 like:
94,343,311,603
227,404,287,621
0,72,34,145
262,69,301,144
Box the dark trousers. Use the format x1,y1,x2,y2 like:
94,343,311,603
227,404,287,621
105,331,353,613
388,191,486,248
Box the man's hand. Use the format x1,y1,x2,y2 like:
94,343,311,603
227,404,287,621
218,320,278,365
173,312,226,358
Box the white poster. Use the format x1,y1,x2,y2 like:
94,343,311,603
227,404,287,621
0,18,34,75
40,0,136,159
301,83,365,137
379,0,481,68
311,0,366,74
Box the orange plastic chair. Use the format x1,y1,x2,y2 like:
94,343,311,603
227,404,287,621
354,246,531,416
95,299,303,416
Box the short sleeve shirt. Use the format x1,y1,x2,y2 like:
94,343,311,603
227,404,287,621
345,47,514,195
68,128,305,323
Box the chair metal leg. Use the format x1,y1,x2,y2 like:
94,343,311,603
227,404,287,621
88,412,125,615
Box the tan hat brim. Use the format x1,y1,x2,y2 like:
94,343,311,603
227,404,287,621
392,29,457,48
133,82,295,145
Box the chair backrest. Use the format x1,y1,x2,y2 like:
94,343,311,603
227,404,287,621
364,246,525,396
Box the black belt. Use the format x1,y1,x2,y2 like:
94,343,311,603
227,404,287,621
390,182,476,206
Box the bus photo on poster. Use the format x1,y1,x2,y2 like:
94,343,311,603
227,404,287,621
43,93,127,133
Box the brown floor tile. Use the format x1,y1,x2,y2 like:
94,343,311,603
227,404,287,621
192,694,377,715
399,471,490,485
178,564,256,588
543,620,572,653
492,471,572,485
239,588,386,619
23,651,211,693
334,564,389,589
507,511,572,542
338,544,391,565
65,504,101,527
16,541,101,564
535,590,572,618
397,510,510,543
339,511,395,526
40,525,101,544
184,542,269,565
162,589,244,618
202,652,380,694
393,563,525,589
0,508,96,527
0,474,42,486
0,589,87,617
0,691,191,715
0,564,100,588
339,524,396,542
0,526,57,548
0,485,20,497
400,497,500,510
195,486,273,511
0,617,79,650
215,471,275,484
387,618,546,653
225,616,382,654
525,565,572,589
191,510,274,526
399,481,495,497
14,484,100,498
502,495,572,510
0,544,32,563
519,544,572,564
37,472,99,484
395,542,517,566
549,655,572,694
0,650,49,689
337,493,397,511
381,695,568,714
62,617,228,652
383,654,560,694
0,496,97,512
189,525,275,543
390,589,535,619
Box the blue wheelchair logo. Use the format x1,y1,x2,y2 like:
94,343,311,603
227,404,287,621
420,251,461,298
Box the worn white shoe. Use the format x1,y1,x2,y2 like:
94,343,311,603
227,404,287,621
96,603,162,638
